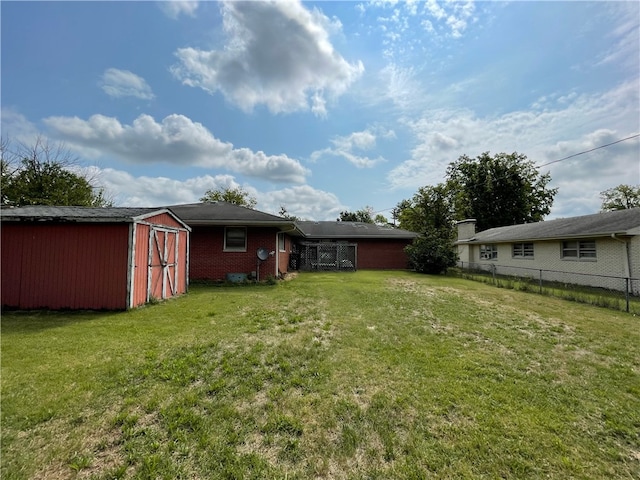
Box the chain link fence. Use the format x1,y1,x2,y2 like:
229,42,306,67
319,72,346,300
453,262,640,314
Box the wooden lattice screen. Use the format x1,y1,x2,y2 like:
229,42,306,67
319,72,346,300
294,242,357,271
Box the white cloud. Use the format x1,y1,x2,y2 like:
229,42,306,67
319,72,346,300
43,113,309,183
541,130,640,217
387,81,640,218
0,107,39,143
362,0,475,60
77,166,344,220
424,0,446,21
260,185,346,220
170,0,364,116
372,63,425,114
77,166,246,207
99,68,155,100
310,126,395,168
158,1,199,19
593,2,639,73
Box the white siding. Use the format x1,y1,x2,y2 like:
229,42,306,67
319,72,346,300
461,237,637,294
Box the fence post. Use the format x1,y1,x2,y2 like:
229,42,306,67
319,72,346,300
492,264,496,284
626,278,630,313
539,270,543,294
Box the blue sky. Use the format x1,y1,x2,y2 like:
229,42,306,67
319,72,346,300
2,0,639,221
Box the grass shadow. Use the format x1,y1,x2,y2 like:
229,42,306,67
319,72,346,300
1,309,125,334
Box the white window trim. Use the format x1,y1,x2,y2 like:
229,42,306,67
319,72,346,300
278,232,286,252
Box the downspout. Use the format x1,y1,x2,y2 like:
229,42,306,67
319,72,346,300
275,231,280,277
611,233,631,278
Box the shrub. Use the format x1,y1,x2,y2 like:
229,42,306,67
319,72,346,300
405,234,457,274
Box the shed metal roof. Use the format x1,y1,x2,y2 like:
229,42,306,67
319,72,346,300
0,205,183,224
459,208,640,244
295,221,420,239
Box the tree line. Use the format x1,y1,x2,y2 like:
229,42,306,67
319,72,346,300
341,152,640,274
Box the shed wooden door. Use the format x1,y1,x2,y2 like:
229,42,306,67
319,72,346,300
148,226,179,301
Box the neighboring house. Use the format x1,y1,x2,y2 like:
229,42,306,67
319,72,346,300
167,202,420,280
1,206,190,310
167,202,298,282
292,221,420,271
455,208,640,294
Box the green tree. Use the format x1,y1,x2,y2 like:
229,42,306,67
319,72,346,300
1,137,111,207
396,184,454,234
396,185,458,274
446,152,557,231
373,213,389,226
200,186,257,208
600,184,640,211
338,206,374,223
405,234,458,274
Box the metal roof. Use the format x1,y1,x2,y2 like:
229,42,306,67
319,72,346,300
459,208,640,244
0,205,178,224
295,221,420,239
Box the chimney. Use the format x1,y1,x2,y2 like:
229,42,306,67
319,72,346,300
456,219,476,241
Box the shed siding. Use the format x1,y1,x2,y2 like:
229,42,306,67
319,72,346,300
143,212,185,230
1,223,129,310
132,223,151,308
190,226,280,281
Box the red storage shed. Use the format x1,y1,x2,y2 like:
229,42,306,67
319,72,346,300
1,206,190,310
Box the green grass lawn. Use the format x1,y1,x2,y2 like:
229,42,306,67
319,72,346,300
2,271,639,479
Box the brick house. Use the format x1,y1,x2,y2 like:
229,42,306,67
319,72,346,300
167,202,420,280
167,202,296,282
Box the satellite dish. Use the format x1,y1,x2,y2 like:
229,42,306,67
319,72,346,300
257,247,270,261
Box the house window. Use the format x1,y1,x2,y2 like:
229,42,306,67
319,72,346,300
224,227,246,251
480,244,498,260
278,233,286,252
562,240,596,259
512,242,534,258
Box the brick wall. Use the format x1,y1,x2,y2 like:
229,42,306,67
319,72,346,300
356,239,413,269
190,226,283,281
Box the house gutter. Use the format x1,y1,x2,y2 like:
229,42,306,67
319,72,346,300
611,233,631,278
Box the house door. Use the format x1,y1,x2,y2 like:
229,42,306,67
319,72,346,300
148,227,179,301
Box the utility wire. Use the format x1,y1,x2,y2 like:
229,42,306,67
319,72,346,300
536,133,640,168
372,133,640,215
